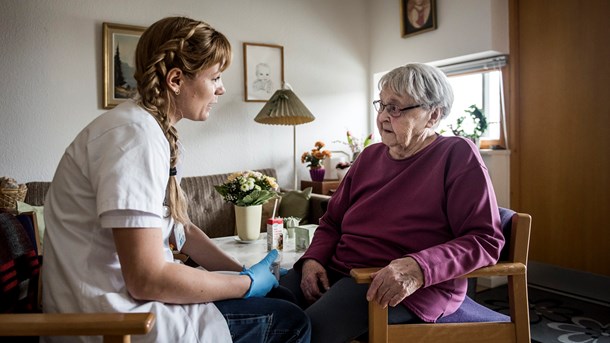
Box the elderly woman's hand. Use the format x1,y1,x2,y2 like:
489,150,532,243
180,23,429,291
366,257,424,308
300,259,330,304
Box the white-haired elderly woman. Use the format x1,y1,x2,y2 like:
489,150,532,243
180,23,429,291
280,63,504,343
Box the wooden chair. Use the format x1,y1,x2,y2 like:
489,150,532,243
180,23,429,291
0,212,156,343
351,209,532,343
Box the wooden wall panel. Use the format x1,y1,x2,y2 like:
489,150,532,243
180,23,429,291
513,0,610,276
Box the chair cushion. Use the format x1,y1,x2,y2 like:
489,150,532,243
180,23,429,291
278,187,312,224
437,296,509,323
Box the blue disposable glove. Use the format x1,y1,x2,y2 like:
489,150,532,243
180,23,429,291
240,250,280,298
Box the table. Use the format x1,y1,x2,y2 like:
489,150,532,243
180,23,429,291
211,232,304,270
300,180,341,195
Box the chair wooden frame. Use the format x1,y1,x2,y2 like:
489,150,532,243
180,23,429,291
351,212,532,343
0,212,156,343
0,312,155,343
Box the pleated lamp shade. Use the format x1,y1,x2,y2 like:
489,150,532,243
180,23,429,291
254,89,315,125
254,87,315,189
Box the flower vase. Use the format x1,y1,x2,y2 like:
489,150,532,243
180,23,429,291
234,204,262,241
336,166,350,182
309,167,325,182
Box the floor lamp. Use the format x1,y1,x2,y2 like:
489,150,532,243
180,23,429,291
254,85,315,190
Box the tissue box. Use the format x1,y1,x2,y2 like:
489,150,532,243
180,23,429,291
295,224,318,251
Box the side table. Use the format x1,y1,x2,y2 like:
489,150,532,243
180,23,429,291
301,180,341,195
211,233,303,270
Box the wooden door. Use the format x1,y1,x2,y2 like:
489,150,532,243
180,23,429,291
510,0,610,276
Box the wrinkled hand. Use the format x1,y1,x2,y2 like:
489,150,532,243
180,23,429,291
300,259,330,304
367,257,424,308
240,250,279,298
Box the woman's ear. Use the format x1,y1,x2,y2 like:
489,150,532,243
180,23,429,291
166,68,183,95
426,108,442,128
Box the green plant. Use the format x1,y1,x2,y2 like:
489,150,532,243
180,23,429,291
334,131,374,160
449,105,488,142
214,171,279,206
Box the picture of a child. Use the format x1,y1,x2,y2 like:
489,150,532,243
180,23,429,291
252,63,273,94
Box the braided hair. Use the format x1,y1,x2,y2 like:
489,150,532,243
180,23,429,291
134,17,232,224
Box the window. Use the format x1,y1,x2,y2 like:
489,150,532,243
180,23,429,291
436,55,509,149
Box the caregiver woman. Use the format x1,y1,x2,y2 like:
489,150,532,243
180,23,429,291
42,16,310,343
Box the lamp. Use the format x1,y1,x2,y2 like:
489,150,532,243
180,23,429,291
254,84,315,189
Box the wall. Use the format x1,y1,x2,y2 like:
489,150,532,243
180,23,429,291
369,0,509,74
0,0,370,189
0,0,509,191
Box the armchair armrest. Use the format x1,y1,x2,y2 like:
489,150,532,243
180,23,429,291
351,262,527,285
0,312,155,343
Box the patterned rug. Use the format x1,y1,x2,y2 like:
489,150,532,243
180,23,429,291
475,285,610,343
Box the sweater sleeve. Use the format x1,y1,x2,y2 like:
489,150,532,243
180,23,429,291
408,140,504,287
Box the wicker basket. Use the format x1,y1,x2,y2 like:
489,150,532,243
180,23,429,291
0,183,28,210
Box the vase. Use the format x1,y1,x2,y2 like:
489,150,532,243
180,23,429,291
336,166,350,182
234,204,262,241
309,167,325,182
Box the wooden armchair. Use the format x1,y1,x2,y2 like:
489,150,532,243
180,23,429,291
0,212,156,343
351,209,532,343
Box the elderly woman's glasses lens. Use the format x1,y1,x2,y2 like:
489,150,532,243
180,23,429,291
373,100,422,117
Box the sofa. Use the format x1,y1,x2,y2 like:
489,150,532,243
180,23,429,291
22,168,330,238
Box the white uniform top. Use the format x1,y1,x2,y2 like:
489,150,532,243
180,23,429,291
41,100,231,343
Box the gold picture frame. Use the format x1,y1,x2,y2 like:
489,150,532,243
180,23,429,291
243,42,284,102
401,0,437,38
102,22,146,109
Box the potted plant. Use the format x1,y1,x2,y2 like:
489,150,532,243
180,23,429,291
301,141,332,182
335,131,374,161
214,171,279,241
448,104,488,147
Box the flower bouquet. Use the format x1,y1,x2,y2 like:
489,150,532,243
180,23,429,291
301,141,332,182
214,171,279,207
301,141,332,169
334,131,373,161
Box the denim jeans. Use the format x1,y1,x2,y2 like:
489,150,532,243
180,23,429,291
214,287,311,343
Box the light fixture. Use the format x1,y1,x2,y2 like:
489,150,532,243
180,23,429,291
254,84,315,189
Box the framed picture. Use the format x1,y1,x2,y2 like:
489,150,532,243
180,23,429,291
243,43,284,102
103,22,146,109
401,0,437,38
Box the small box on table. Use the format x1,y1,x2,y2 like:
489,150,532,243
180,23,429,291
295,224,318,252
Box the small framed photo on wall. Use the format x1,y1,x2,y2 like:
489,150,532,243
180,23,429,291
401,0,437,38
243,43,284,102
103,22,146,109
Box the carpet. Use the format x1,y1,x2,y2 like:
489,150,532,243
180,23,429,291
475,285,610,343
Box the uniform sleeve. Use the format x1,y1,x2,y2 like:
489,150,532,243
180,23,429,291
87,120,170,218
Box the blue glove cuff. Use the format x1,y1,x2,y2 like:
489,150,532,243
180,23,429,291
240,268,255,298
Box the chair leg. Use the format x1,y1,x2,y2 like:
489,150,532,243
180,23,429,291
508,274,531,343
369,301,388,343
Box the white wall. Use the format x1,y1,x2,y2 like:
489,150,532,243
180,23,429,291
0,0,370,189
0,0,508,190
369,0,508,73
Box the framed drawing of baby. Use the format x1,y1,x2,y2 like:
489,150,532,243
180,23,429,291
401,0,437,38
243,43,284,102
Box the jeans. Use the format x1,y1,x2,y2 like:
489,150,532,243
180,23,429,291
214,286,311,343
280,269,420,343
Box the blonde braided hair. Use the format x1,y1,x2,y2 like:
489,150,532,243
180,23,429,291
134,17,232,224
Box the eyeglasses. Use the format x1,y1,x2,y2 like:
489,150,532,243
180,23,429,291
373,100,423,117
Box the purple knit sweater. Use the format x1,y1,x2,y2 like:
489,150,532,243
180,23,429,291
299,135,504,322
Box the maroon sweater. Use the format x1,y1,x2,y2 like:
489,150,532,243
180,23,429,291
300,136,504,322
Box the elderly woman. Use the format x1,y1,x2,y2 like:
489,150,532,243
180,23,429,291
280,63,504,342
